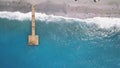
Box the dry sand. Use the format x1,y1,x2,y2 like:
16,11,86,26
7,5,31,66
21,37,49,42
0,0,120,18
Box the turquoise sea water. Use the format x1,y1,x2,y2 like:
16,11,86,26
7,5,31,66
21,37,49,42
0,12,120,68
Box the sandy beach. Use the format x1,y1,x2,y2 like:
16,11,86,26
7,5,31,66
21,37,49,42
0,0,120,18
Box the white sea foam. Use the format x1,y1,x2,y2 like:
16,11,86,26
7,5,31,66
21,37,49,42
0,11,120,29
0,11,31,20
84,17,120,28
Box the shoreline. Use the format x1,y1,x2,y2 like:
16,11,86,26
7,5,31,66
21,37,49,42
0,1,120,19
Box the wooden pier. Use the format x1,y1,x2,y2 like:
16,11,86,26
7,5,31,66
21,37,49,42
28,5,39,45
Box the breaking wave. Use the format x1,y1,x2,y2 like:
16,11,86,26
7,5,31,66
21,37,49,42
0,11,120,29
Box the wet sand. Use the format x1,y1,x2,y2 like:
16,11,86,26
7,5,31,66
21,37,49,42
0,0,120,18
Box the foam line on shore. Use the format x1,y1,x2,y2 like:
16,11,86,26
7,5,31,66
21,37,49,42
0,11,120,29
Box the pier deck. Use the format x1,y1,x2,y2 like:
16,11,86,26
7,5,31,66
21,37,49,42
28,5,39,45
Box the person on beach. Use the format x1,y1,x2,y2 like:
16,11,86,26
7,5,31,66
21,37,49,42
94,0,100,2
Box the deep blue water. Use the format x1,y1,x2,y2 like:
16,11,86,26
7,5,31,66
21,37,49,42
0,18,120,68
